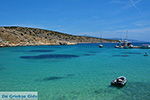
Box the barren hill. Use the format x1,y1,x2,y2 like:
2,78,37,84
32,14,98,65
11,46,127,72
0,26,117,47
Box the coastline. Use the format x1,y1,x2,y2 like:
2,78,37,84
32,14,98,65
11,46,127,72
0,41,77,47
0,41,118,48
0,26,118,48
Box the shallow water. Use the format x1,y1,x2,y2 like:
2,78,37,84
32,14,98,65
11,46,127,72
0,43,150,100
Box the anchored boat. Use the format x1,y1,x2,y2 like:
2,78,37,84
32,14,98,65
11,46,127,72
111,76,127,87
98,33,104,48
115,40,150,49
115,40,134,49
99,44,103,48
140,44,150,49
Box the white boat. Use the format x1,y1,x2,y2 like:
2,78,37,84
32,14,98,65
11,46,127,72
99,44,103,48
140,44,150,49
111,76,127,87
115,40,134,49
98,33,104,48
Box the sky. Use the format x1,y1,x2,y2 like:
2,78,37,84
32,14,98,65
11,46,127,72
0,0,150,41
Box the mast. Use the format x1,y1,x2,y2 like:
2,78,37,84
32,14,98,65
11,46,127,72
100,32,102,43
125,30,128,41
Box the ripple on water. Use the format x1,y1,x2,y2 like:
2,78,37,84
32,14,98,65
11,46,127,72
113,82,150,100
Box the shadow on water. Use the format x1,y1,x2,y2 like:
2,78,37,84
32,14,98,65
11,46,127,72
83,54,95,56
43,76,64,81
13,50,55,53
28,50,55,52
20,54,79,59
88,51,99,53
37,74,75,82
112,55,129,57
122,52,142,55
66,74,75,77
0,67,5,71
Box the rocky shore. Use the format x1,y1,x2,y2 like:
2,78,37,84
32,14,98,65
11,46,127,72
0,26,117,47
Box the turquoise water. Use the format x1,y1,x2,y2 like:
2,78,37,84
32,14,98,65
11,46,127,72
0,43,150,100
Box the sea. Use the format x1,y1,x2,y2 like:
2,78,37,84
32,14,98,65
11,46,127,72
0,43,150,100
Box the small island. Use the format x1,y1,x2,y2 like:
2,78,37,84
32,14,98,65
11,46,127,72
0,26,117,47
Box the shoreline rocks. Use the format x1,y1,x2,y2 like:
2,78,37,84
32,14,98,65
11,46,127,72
0,26,118,47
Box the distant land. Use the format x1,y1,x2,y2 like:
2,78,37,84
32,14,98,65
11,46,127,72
0,26,118,47
109,38,147,43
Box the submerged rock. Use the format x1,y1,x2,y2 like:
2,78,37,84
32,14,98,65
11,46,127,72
43,76,64,81
29,50,54,52
20,54,79,59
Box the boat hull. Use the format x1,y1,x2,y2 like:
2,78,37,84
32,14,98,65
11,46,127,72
111,76,127,87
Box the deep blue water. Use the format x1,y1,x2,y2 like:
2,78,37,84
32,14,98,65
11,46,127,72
0,43,150,100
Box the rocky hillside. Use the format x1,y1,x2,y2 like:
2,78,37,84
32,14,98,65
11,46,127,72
0,26,117,47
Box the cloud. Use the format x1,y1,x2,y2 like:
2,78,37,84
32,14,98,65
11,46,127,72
111,0,142,9
110,0,143,16
134,20,150,27
127,0,142,15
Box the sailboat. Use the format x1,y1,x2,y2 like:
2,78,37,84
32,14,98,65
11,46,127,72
99,33,103,48
115,31,134,49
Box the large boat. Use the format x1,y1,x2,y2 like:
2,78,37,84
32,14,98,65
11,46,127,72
115,40,150,49
115,40,134,49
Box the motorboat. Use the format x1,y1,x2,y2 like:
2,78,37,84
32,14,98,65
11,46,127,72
99,44,103,48
140,44,150,49
111,76,127,87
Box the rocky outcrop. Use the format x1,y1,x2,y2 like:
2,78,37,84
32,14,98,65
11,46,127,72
0,26,117,47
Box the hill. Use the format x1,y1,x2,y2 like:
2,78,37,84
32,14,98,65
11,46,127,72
0,26,117,47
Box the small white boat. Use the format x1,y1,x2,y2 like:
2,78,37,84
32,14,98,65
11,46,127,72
111,76,127,87
99,44,103,48
98,33,103,48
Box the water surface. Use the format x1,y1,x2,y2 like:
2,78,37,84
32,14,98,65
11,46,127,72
0,43,150,100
